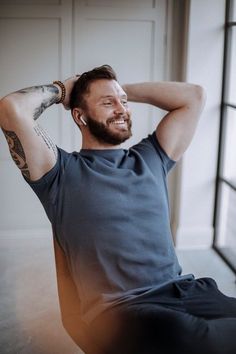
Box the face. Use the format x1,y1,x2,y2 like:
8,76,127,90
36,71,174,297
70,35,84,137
82,79,132,146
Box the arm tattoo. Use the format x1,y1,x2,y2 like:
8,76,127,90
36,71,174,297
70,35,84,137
2,128,30,179
17,85,59,121
33,124,58,159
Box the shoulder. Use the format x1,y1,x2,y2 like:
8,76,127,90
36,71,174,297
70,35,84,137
130,131,176,174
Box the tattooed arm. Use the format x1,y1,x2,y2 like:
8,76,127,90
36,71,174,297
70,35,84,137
0,77,77,181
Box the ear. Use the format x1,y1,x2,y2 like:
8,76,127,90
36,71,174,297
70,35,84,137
72,107,84,127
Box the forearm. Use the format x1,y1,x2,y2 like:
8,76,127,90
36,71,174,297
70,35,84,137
122,81,205,112
0,84,61,128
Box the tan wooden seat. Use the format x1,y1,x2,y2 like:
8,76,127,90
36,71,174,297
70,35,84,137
53,234,104,354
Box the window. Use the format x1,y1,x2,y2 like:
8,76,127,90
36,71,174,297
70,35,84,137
213,0,236,272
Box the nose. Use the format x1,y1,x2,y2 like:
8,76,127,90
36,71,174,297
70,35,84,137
114,100,127,115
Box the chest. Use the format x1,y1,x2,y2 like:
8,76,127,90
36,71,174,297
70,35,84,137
59,158,168,223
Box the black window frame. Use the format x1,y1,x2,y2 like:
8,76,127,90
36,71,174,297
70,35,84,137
213,0,236,273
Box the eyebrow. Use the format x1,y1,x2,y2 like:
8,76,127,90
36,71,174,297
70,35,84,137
99,94,127,100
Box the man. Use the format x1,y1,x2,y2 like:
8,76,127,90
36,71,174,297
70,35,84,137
0,65,236,354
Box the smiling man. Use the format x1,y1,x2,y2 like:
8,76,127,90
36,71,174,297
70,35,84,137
0,65,236,354
70,74,132,147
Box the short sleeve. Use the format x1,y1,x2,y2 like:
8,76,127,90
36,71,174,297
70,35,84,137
23,147,70,222
149,131,176,173
131,131,176,174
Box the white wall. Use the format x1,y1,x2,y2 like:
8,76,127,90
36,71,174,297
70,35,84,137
175,0,226,248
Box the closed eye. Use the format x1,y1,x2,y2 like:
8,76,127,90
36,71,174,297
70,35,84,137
101,98,128,107
103,101,113,106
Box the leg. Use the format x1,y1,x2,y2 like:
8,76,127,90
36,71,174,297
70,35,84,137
174,277,236,319
174,277,236,354
89,278,236,354
89,303,213,354
207,317,236,354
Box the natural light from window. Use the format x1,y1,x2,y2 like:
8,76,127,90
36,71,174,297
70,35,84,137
214,0,236,271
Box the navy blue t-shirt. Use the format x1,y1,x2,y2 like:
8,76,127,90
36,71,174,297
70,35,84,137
25,132,192,323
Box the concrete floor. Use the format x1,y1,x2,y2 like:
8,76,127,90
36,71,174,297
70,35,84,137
177,248,236,297
0,235,235,354
0,235,80,354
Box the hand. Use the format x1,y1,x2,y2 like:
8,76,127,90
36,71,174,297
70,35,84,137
62,75,80,110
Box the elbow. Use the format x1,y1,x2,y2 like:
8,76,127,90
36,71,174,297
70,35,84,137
1,94,18,109
0,95,19,128
193,84,207,108
0,96,7,112
0,95,15,113
0,97,9,127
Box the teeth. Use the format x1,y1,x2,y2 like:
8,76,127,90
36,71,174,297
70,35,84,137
112,119,125,124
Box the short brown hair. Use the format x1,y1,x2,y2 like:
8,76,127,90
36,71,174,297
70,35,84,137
70,64,117,111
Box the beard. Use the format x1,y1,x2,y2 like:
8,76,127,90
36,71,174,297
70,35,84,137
84,112,132,146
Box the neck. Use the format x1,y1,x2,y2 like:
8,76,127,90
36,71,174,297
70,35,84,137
81,135,121,150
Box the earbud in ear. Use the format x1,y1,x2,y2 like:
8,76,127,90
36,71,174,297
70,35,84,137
80,116,87,126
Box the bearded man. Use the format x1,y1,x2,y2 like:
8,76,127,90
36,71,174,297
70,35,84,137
1,65,236,354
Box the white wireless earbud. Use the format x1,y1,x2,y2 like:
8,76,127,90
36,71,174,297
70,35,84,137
80,116,87,126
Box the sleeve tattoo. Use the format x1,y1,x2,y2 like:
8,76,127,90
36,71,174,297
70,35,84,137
2,129,31,179
2,125,57,180
33,124,58,159
17,85,59,120
1,85,59,179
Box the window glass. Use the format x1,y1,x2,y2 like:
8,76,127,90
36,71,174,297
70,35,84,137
216,182,236,268
221,107,236,182
231,0,236,21
227,27,236,104
214,0,236,272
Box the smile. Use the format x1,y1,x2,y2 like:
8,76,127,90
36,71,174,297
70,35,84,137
111,119,126,125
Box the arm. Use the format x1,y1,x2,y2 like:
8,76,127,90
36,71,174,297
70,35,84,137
123,81,206,161
0,77,77,181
